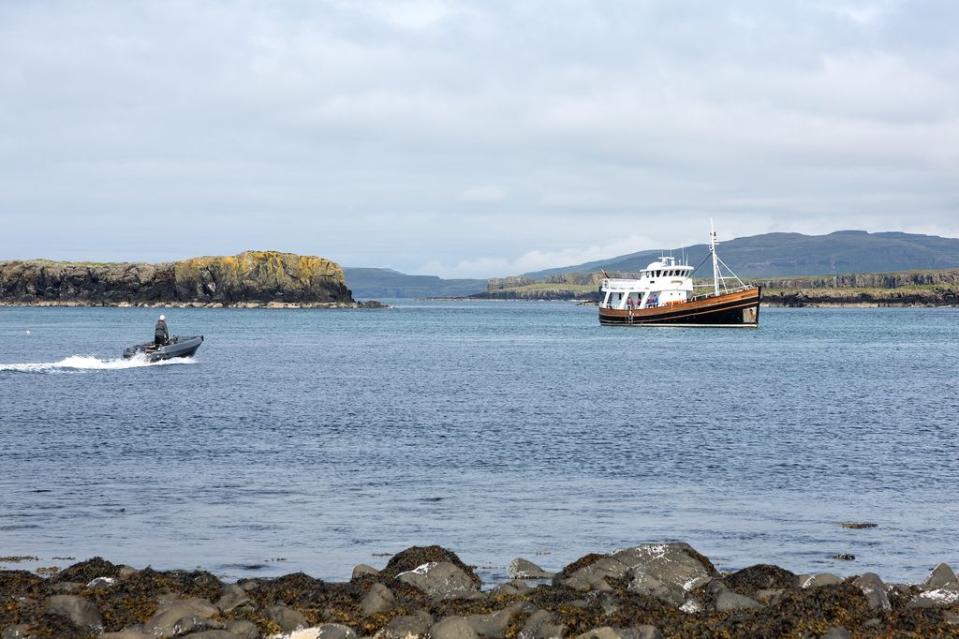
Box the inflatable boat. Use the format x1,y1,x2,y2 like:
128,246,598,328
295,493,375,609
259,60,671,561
123,335,204,362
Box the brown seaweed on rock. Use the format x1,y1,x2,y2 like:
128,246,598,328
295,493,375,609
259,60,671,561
380,545,482,589
10,613,94,639
735,583,871,638
554,553,609,581
49,557,119,584
245,572,327,608
0,570,46,628
724,564,799,598
84,567,224,631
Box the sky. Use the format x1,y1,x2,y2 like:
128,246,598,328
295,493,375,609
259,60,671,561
1,1,958,278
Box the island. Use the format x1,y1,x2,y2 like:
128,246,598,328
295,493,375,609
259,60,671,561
468,269,959,307
0,251,382,308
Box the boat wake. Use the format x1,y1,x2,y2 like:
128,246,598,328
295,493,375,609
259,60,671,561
0,354,196,374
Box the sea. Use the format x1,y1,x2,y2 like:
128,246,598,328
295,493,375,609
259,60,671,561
1,302,957,585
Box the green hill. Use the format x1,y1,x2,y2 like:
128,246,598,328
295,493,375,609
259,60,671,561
343,267,486,299
524,231,959,279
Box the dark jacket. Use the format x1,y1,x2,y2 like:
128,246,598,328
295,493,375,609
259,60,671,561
154,319,169,344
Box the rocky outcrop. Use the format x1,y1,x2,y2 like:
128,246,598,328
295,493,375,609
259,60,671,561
3,547,959,638
0,251,362,307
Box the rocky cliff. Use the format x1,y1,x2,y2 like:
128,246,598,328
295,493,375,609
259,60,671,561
0,251,359,307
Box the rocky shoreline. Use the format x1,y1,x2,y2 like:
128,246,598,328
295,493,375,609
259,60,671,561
0,301,386,309
0,252,386,308
2,544,957,638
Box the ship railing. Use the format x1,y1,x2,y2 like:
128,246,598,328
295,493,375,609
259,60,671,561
688,284,756,301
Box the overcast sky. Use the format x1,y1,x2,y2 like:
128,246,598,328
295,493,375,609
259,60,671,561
2,1,957,277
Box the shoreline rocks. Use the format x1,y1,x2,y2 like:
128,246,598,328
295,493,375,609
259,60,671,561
2,544,958,638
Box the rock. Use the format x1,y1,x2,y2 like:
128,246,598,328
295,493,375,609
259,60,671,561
724,564,798,598
627,572,681,607
560,543,715,595
146,597,222,638
397,561,479,599
574,628,622,639
492,579,531,596
833,554,855,561
48,581,84,593
238,578,261,592
561,557,626,592
44,594,103,628
306,624,359,639
852,573,890,611
0,251,354,307
381,546,481,589
183,632,236,639
360,582,395,616
374,611,432,639
924,562,958,590
714,589,762,612
216,584,253,613
225,619,261,639
254,572,324,609
508,558,554,579
101,631,152,639
519,610,565,639
51,557,119,583
754,589,784,605
464,606,521,638
266,604,310,632
1,626,31,639
840,522,877,529
352,564,380,579
574,629,662,639
118,565,138,580
908,586,959,608
683,576,711,592
821,627,851,639
944,610,959,625
430,617,479,639
799,573,842,588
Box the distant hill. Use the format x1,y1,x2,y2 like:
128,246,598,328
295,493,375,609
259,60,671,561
344,267,486,299
524,231,959,279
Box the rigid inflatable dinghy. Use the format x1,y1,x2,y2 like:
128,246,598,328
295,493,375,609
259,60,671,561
123,335,203,362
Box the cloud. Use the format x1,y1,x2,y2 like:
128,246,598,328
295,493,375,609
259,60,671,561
459,185,507,203
415,234,657,278
0,1,957,275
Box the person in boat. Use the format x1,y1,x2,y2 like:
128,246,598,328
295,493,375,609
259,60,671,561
154,314,169,346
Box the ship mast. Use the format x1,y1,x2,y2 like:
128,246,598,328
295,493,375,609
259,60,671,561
710,218,720,296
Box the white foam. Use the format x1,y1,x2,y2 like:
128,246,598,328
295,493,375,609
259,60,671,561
917,588,959,604
0,353,196,373
679,599,702,613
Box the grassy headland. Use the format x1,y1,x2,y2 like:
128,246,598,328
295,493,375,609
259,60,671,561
470,269,959,306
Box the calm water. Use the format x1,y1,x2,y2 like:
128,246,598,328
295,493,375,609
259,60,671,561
1,302,957,584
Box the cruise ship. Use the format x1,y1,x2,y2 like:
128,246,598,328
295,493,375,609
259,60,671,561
598,223,761,327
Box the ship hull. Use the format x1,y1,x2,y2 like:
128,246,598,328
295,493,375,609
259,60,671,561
599,287,761,327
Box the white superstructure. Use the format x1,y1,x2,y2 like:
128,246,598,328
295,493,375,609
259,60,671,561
599,256,694,310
